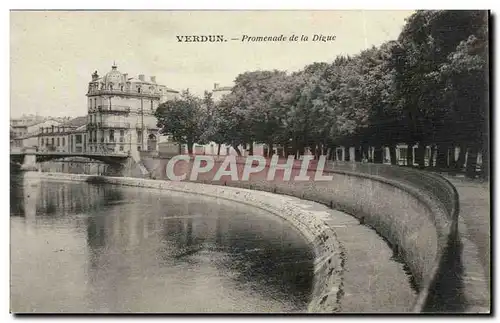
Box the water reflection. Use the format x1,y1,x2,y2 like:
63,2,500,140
10,175,314,313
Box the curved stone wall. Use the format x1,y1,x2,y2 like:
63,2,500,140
201,163,460,312
29,161,462,312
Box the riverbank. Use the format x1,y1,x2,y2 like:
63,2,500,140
25,171,417,313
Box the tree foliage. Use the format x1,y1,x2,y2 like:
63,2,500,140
155,90,208,154
154,10,488,177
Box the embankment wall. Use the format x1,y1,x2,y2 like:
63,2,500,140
32,156,463,312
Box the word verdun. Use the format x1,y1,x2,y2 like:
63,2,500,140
164,155,334,181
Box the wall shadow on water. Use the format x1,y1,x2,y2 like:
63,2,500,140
211,226,315,308
10,174,25,217
423,232,466,312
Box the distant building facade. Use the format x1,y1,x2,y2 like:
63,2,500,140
37,116,88,153
211,83,232,102
11,119,63,150
86,64,179,155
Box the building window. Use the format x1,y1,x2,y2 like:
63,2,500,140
119,145,124,151
137,87,141,93
151,100,154,111
94,98,97,108
137,130,142,143
138,146,141,151
76,135,82,144
51,138,54,146
109,130,115,142
121,85,124,91
57,138,60,146
62,137,65,146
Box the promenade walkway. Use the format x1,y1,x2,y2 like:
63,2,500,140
443,175,491,312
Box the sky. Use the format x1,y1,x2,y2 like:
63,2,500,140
10,10,414,118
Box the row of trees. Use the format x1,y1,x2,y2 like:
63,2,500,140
155,10,489,178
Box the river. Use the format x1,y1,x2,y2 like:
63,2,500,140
10,174,315,313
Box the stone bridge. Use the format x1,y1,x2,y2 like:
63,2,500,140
10,147,132,174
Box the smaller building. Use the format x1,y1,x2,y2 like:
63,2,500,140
211,83,232,102
37,116,88,153
11,119,63,150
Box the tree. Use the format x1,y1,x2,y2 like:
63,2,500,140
155,90,207,154
391,10,488,170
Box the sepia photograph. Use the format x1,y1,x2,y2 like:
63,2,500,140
9,9,490,314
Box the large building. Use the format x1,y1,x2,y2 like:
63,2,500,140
86,64,179,155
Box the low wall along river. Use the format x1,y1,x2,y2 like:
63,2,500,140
30,156,486,312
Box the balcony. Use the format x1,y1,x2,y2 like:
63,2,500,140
97,105,131,114
87,89,161,99
100,121,130,129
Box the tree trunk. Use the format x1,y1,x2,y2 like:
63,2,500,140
448,146,456,169
429,145,436,167
248,142,254,156
354,147,362,162
291,137,298,159
281,141,289,157
187,141,194,155
415,144,426,169
329,146,336,161
481,140,489,180
268,142,274,158
466,147,478,178
344,147,351,162
389,145,397,165
436,144,449,169
406,143,414,166
322,142,328,156
373,145,383,164
314,143,321,160
298,143,305,157
362,145,369,162
454,143,467,171
232,144,242,156
217,143,222,156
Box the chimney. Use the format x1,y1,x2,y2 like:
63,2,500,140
214,83,219,90
139,74,145,82
150,76,156,83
